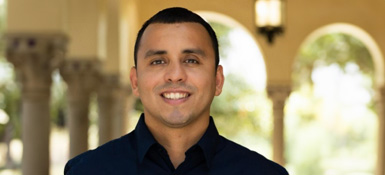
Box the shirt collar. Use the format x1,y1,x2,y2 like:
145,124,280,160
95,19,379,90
135,114,221,168
196,116,221,168
135,114,157,163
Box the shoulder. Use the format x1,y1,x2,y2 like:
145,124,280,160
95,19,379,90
215,136,289,175
64,132,137,175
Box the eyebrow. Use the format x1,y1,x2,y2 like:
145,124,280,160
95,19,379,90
183,49,206,57
145,50,167,58
144,48,206,58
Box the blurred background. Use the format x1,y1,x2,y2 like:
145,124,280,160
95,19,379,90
0,0,384,175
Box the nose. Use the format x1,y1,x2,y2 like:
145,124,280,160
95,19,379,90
164,62,186,83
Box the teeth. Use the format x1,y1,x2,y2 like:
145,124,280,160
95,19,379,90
163,92,188,99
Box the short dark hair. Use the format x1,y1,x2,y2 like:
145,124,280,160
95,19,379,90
134,7,220,68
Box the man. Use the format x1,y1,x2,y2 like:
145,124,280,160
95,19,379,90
64,7,289,175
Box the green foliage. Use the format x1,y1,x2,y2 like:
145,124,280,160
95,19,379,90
293,33,374,89
211,73,267,137
50,71,67,128
0,59,21,140
208,22,232,59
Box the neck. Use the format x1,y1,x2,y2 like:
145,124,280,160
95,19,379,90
145,116,210,168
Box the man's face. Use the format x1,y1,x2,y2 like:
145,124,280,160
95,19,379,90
130,22,224,128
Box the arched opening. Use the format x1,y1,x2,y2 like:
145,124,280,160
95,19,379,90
286,23,380,175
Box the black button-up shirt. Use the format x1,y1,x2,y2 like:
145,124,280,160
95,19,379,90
65,114,289,175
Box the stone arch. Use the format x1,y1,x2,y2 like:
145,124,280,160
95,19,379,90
195,11,257,42
299,23,385,87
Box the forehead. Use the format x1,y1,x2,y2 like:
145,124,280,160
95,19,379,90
139,22,213,50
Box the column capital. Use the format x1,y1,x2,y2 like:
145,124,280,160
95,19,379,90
4,32,68,91
60,58,101,99
98,74,121,98
267,84,291,104
5,32,67,68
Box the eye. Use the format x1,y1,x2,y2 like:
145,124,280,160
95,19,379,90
184,59,199,64
151,59,165,65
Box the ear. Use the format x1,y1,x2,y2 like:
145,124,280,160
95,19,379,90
214,65,225,96
130,67,140,97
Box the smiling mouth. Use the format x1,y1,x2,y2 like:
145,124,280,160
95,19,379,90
162,92,190,100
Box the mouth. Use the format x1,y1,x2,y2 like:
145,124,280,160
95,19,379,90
161,92,190,100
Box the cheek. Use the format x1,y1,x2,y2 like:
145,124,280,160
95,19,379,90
190,72,216,92
137,78,152,91
137,72,160,93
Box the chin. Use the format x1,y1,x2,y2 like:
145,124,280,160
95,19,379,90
162,113,193,128
163,118,189,128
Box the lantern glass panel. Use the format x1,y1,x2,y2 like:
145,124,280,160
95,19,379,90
255,0,283,27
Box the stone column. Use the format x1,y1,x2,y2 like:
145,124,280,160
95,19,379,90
60,59,100,158
376,86,385,175
97,74,120,145
267,84,291,166
4,33,67,175
112,85,135,138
